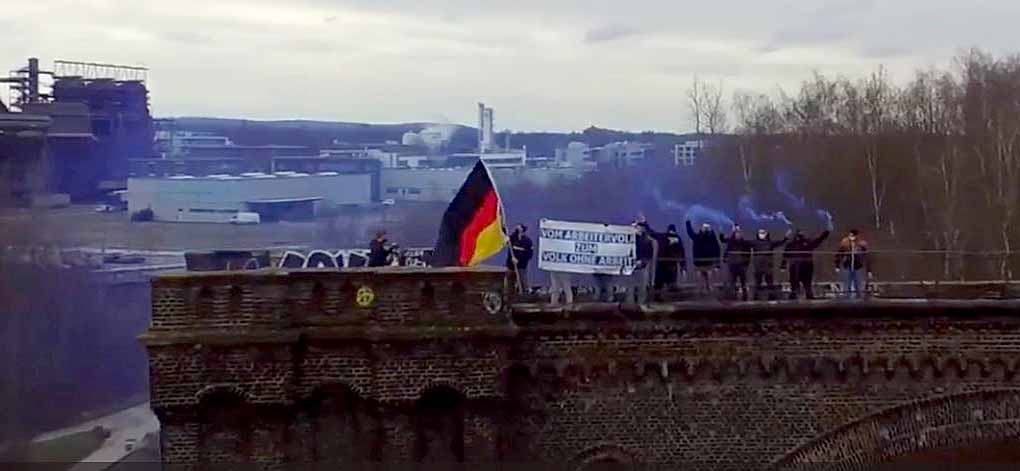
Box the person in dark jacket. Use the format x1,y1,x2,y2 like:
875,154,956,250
368,231,397,267
749,228,790,300
506,224,534,293
630,222,657,304
686,220,722,294
834,229,871,299
782,228,831,299
652,224,686,300
719,225,753,301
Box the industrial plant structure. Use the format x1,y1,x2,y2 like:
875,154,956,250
0,58,154,202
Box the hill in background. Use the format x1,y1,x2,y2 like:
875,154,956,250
166,117,704,157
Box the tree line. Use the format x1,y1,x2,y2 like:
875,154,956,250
689,49,1020,279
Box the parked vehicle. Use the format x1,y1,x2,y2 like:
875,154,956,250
229,212,261,225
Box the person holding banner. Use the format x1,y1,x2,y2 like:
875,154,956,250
630,222,657,304
550,271,574,305
538,218,640,305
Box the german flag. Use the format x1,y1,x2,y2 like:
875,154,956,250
432,160,506,267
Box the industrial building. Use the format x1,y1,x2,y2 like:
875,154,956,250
673,139,706,167
0,111,56,206
554,141,652,168
381,165,583,203
320,147,430,169
441,102,530,169
1,58,155,200
127,172,374,223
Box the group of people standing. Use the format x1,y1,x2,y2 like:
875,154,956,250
640,220,873,301
505,218,872,304
638,221,828,301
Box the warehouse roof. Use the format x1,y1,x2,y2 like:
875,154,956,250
245,197,323,204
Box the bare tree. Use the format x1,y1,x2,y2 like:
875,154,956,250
860,68,895,232
732,91,782,191
687,75,704,134
688,76,728,134
961,51,1020,278
703,80,728,134
901,69,967,278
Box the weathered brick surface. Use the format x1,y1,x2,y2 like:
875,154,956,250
141,268,1020,469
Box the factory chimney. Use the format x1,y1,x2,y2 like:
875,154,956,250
477,102,494,153
27,57,40,104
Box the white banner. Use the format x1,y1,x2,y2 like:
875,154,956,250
538,219,638,275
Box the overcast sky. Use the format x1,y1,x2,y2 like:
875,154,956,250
3,0,1017,132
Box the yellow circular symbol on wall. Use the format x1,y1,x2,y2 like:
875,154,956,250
355,286,375,307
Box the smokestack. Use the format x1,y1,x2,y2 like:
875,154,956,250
475,103,483,153
27,58,40,104
477,102,494,153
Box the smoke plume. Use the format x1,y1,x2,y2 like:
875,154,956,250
774,170,833,230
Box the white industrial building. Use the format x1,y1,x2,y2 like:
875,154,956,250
555,141,595,169
674,140,705,167
554,141,652,168
321,148,429,169
127,172,373,223
381,167,471,202
381,166,584,203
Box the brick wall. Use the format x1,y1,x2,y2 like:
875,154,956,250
142,268,1020,469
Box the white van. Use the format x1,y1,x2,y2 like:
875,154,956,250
229,212,261,225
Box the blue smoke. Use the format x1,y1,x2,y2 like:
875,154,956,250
775,171,806,210
817,209,835,231
685,204,735,230
649,187,734,229
738,195,793,228
775,171,834,230
649,186,688,212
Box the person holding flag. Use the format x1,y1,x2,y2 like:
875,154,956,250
432,160,509,268
506,224,534,294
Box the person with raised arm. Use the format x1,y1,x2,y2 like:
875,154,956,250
782,227,831,300
686,219,721,295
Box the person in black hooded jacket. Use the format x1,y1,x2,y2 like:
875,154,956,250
782,228,830,299
719,225,753,300
645,223,685,301
686,220,721,294
749,228,790,300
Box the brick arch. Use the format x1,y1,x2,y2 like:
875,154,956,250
771,388,1020,470
306,379,369,400
195,384,253,405
304,382,369,412
500,363,532,394
195,385,254,464
302,382,378,463
568,444,637,471
414,383,466,463
415,381,468,400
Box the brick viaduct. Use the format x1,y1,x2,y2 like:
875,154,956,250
140,267,1020,470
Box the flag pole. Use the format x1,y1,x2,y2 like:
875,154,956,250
478,160,523,293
